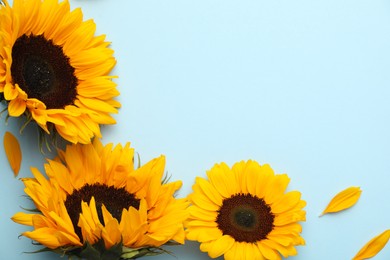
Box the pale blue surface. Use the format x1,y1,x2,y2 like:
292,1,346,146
1,0,390,259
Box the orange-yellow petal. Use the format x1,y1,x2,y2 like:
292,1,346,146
353,230,390,260
23,227,82,249
3,83,18,100
8,97,26,116
257,242,282,260
101,205,121,248
321,186,362,216
186,226,222,242
11,212,34,226
3,131,22,176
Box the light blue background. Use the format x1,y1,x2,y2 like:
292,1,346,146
1,0,390,259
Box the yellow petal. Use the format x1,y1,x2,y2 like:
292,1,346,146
207,162,238,198
321,186,362,216
186,226,222,242
22,228,62,249
3,131,22,177
101,205,121,249
208,235,235,258
102,218,122,249
8,98,27,116
4,83,18,100
353,230,390,260
257,242,282,260
11,212,34,226
196,177,223,206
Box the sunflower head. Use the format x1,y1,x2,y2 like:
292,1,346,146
0,0,120,144
186,160,306,260
12,139,188,259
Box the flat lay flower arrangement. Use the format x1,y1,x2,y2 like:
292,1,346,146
1,0,390,259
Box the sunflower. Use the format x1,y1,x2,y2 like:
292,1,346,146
0,0,120,144
186,160,306,260
12,139,188,259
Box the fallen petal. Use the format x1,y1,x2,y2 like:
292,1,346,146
321,186,362,216
3,131,22,177
353,229,390,260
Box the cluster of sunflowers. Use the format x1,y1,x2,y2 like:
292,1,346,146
0,0,387,260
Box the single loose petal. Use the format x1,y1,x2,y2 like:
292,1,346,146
352,230,390,260
3,131,22,176
321,186,362,216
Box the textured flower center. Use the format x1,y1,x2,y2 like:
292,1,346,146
64,184,140,239
11,34,78,109
216,193,274,243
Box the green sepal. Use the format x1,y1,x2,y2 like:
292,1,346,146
19,206,41,213
67,240,123,260
0,109,6,119
75,241,104,259
121,245,173,259
26,243,80,257
27,239,178,259
72,240,174,260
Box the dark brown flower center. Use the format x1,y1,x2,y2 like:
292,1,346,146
216,193,274,243
64,184,140,240
11,34,78,109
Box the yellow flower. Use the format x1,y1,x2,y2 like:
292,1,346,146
12,139,188,259
0,0,120,144
186,160,306,260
